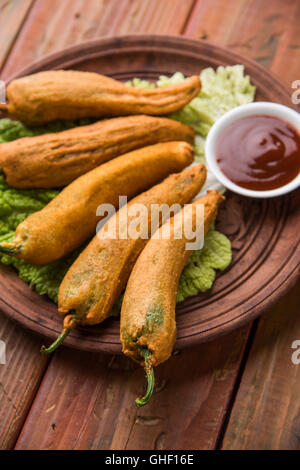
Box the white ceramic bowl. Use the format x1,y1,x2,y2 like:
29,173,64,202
205,102,300,198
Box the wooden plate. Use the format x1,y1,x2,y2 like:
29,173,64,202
0,35,299,354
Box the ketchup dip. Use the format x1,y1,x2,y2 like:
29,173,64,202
216,115,300,191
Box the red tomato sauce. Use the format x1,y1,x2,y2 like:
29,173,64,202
216,115,300,191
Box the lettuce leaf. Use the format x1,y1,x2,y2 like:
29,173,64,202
177,230,232,302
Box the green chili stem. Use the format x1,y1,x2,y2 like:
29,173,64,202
40,314,77,354
135,350,155,407
40,327,71,355
0,245,17,255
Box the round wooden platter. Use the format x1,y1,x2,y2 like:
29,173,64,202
0,35,299,354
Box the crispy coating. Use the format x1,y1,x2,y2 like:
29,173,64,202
4,70,201,125
0,115,194,189
121,190,225,367
1,142,193,265
58,164,207,324
0,116,194,188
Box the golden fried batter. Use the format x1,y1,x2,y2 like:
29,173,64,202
0,115,194,188
1,70,201,125
0,142,193,265
121,190,225,368
58,164,207,325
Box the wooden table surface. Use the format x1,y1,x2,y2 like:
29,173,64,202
0,0,299,451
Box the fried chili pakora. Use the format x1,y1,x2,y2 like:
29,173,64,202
120,190,225,406
0,142,193,265
0,115,194,188
0,70,200,125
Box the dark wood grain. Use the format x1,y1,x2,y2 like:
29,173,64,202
0,314,49,448
0,0,33,70
0,35,299,354
0,0,47,451
1,0,195,80
222,283,300,450
15,325,249,450
185,0,300,86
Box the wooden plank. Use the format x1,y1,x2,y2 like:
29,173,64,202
124,327,250,450
184,0,299,85
15,326,250,450
222,283,300,450
270,1,300,87
1,0,195,79
0,0,34,70
0,0,49,451
0,314,49,449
